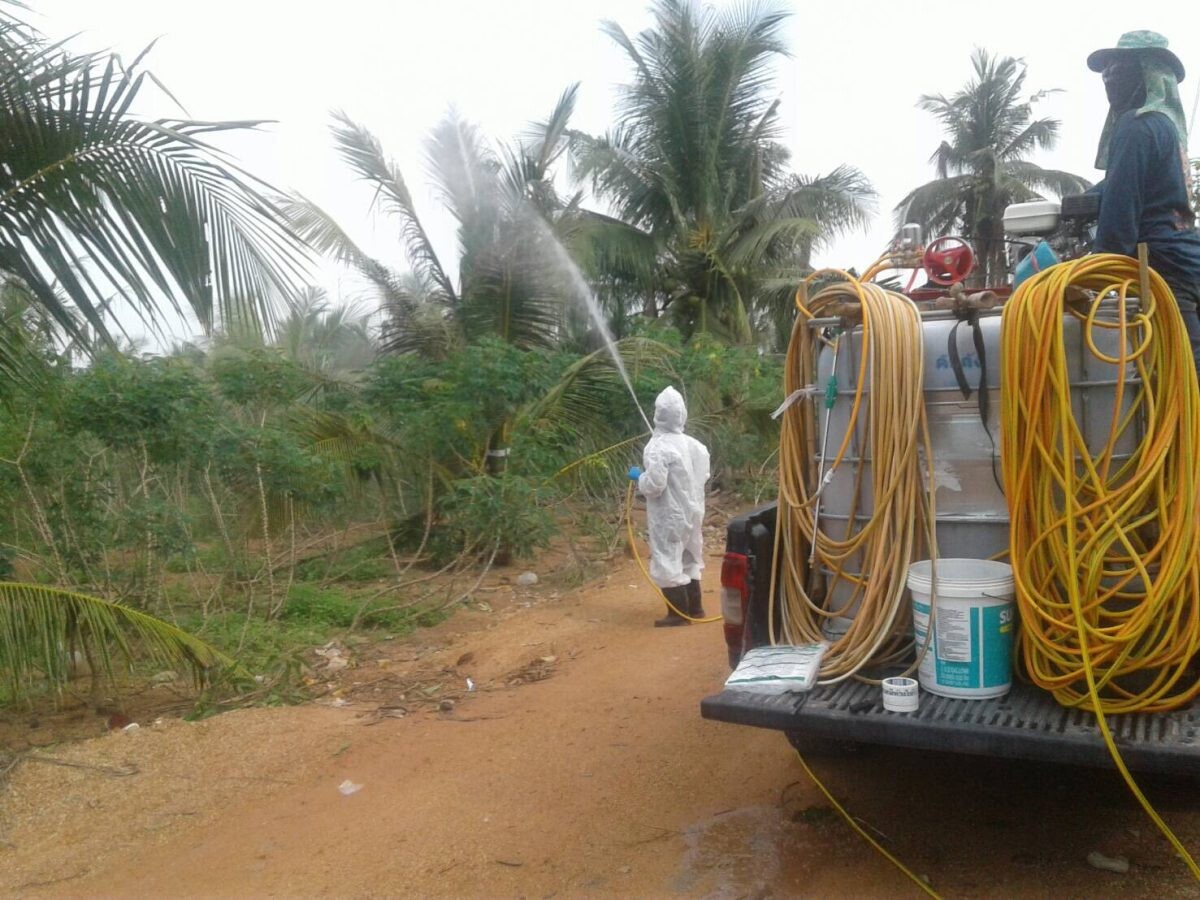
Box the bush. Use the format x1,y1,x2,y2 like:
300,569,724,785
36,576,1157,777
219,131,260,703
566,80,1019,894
210,348,314,407
64,354,216,463
433,474,556,562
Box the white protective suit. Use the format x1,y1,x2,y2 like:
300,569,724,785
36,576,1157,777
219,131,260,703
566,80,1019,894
637,387,711,588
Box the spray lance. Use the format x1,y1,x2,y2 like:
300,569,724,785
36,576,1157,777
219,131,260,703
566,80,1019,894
809,330,842,564
767,329,843,566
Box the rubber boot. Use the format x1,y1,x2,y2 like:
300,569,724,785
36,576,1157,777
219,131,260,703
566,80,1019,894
686,579,705,619
655,586,691,627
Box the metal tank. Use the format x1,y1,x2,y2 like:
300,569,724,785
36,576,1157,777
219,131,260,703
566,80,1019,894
812,304,1139,616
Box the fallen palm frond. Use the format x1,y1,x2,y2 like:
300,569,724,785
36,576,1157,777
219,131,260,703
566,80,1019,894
0,582,235,701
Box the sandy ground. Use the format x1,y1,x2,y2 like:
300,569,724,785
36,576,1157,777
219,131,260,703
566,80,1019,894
2,545,1199,899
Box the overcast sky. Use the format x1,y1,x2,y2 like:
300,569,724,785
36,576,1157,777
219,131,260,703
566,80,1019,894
31,0,1200,338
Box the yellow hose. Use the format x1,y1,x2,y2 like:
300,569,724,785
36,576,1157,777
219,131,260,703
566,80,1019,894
627,460,938,892
770,270,938,683
793,750,941,899
625,482,721,623
1001,253,1200,878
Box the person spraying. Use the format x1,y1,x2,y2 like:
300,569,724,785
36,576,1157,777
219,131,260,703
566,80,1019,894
628,386,711,627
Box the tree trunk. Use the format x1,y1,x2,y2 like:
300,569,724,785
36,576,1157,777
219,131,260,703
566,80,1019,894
485,425,511,566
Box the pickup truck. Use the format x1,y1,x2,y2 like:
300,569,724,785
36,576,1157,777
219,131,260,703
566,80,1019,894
702,502,1200,776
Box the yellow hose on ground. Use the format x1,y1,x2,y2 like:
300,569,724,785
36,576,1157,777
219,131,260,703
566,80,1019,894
770,271,938,683
793,750,941,899
626,483,721,623
1001,252,1200,878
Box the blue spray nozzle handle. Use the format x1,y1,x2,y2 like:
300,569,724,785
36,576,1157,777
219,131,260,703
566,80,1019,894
628,465,642,482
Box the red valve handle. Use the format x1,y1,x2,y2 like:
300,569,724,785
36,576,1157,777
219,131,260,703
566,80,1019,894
922,236,975,286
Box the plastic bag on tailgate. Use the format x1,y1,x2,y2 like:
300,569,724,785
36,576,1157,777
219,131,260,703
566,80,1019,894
724,644,828,694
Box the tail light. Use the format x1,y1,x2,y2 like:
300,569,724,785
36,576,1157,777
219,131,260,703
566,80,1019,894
720,552,750,667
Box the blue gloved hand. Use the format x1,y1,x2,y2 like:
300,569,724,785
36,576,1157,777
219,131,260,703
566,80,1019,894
628,465,642,482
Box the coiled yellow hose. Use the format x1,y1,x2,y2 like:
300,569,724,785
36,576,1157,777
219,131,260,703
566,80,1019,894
1001,252,1200,877
770,271,937,683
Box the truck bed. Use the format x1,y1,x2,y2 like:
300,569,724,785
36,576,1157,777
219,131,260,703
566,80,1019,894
701,679,1200,776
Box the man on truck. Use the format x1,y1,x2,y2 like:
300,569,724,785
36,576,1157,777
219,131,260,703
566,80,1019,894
1087,30,1200,374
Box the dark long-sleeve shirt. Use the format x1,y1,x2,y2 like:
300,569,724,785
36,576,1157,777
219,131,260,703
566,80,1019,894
1090,110,1200,288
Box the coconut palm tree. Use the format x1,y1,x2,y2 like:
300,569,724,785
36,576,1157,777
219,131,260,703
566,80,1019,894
0,10,307,344
571,0,876,345
283,93,672,502
284,85,601,359
895,49,1091,286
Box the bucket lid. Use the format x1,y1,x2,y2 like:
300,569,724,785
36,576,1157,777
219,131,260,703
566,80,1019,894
907,558,1014,596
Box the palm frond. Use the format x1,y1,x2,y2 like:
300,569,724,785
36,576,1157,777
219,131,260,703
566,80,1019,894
722,215,819,268
518,336,674,432
599,18,660,98
329,112,457,304
425,110,500,232
570,128,671,232
777,165,876,240
0,33,309,342
272,289,376,374
461,240,561,350
379,279,463,358
1001,117,1061,160
292,406,401,460
0,582,234,701
279,194,444,355
552,431,648,482
1002,161,1092,196
522,82,580,178
0,276,64,397
560,209,659,287
893,174,972,232
278,194,371,270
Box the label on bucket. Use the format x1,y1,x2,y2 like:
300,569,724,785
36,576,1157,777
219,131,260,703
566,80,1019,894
912,599,1013,694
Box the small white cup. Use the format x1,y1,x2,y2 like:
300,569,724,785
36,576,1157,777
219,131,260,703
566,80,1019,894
882,676,919,713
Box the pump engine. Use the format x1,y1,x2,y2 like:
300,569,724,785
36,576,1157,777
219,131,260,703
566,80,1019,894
1003,193,1100,268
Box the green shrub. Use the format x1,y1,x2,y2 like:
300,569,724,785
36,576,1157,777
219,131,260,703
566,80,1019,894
64,354,216,463
434,474,556,562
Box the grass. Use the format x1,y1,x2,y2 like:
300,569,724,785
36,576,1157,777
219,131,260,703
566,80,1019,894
282,583,448,630
0,507,588,715
0,579,452,713
177,583,450,674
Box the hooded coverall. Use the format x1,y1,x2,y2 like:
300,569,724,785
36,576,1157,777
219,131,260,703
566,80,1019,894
636,386,711,625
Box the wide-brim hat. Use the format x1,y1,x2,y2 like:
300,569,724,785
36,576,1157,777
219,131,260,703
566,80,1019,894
1088,30,1185,82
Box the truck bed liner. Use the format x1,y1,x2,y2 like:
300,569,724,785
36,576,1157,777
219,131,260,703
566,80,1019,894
701,680,1200,776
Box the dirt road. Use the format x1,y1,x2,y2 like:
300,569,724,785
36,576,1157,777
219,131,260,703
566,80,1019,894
2,550,1199,898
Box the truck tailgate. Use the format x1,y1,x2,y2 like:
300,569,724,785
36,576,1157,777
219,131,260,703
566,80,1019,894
701,681,1200,776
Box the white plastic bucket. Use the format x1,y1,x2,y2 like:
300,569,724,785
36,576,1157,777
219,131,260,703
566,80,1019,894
908,559,1015,700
